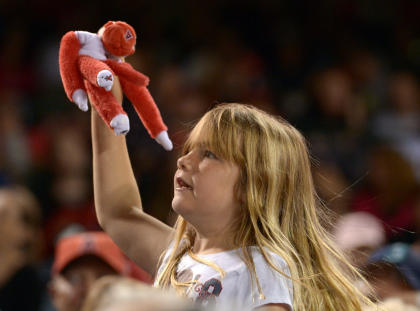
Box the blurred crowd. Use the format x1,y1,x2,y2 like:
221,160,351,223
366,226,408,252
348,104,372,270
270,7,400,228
0,0,419,310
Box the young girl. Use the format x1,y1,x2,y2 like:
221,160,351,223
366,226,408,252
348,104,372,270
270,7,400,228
91,79,373,311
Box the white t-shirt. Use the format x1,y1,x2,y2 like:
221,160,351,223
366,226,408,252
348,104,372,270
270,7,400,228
154,245,293,310
75,31,107,60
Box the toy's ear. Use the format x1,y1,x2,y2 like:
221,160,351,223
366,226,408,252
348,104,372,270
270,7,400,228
98,21,115,38
104,21,114,28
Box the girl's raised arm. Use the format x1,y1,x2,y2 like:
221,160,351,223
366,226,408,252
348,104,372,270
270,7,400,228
91,76,173,275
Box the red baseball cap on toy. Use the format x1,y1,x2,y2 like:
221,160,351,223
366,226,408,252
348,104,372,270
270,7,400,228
52,231,152,283
101,21,136,57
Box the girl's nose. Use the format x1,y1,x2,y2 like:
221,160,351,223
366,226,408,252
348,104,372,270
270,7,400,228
177,156,188,170
177,152,193,171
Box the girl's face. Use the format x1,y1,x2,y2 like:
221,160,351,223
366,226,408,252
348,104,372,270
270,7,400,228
172,143,242,231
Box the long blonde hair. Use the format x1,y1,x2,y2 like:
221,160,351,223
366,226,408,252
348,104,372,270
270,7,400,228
156,103,373,310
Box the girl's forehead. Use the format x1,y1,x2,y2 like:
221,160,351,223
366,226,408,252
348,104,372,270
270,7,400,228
187,124,214,146
185,137,211,151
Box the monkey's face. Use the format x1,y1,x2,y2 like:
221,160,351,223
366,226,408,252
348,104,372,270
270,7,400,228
100,21,137,57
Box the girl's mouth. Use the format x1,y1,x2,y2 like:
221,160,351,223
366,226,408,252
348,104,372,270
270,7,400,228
176,177,193,190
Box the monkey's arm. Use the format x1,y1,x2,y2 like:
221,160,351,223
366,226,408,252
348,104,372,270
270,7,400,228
105,60,149,87
119,78,172,150
59,31,88,111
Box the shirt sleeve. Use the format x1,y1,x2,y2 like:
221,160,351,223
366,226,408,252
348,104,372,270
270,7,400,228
251,252,294,310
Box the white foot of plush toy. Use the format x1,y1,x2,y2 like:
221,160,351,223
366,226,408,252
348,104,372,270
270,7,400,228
97,70,114,91
72,89,89,111
155,131,173,151
110,114,130,136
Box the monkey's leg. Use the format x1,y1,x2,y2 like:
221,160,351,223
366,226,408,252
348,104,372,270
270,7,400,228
85,79,130,136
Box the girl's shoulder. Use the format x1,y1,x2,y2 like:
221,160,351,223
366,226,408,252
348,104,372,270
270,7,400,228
186,246,291,282
249,246,289,267
159,243,290,273
248,247,294,309
247,246,292,287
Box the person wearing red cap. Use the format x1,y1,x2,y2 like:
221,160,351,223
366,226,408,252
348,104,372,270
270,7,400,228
49,231,151,311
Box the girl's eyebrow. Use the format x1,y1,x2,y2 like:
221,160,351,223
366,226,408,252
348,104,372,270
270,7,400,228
192,141,208,149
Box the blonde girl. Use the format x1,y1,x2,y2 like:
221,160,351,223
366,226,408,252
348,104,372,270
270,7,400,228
92,79,373,311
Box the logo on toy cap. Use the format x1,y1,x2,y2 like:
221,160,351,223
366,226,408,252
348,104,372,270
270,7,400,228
125,30,133,41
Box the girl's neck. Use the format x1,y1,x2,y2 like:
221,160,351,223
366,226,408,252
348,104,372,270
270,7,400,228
192,227,237,255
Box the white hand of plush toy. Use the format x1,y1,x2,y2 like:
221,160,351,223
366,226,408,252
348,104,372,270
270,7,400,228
72,89,89,112
155,131,173,151
110,114,130,136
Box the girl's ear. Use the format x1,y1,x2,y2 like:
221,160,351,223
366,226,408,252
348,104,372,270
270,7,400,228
240,191,246,206
236,186,247,210
235,171,247,208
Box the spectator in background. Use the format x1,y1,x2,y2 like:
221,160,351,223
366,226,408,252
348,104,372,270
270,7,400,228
351,146,420,242
81,275,201,311
343,49,387,116
370,72,420,181
312,163,353,215
0,91,32,183
43,119,99,256
49,232,152,311
0,185,43,311
301,68,369,181
363,243,420,309
333,211,386,268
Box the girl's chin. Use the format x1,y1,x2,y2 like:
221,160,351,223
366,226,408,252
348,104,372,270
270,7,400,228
171,198,191,216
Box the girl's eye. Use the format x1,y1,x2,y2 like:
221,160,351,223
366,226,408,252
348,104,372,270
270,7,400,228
203,150,217,159
182,147,192,156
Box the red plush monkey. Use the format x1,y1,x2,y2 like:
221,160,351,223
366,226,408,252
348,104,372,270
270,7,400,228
59,21,172,150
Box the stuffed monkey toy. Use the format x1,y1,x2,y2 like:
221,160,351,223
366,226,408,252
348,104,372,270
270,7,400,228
59,21,173,151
